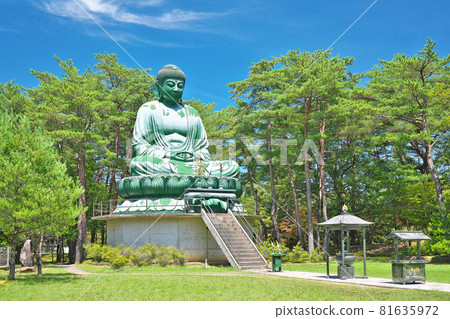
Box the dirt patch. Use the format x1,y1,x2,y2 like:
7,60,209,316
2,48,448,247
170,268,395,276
430,256,450,263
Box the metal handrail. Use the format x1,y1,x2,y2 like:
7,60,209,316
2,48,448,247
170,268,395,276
203,203,240,260
228,199,271,257
202,202,240,261
92,198,203,217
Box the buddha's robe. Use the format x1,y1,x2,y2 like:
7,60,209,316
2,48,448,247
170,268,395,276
130,101,239,178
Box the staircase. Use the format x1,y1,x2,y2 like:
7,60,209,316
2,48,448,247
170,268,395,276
201,207,269,270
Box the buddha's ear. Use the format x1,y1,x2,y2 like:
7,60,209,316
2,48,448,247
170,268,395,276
156,82,163,101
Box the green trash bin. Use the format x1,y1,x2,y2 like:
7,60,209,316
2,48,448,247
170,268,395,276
269,253,285,272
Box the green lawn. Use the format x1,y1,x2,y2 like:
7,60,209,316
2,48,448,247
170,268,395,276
0,264,449,301
77,262,241,274
282,258,450,284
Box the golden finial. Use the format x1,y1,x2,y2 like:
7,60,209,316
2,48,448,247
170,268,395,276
342,204,348,212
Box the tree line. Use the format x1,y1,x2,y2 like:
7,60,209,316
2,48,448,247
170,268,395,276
0,40,448,279
227,39,448,255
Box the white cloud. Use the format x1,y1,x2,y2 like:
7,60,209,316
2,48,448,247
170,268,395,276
134,0,164,7
43,0,89,20
79,0,118,16
106,31,190,47
0,27,21,34
114,8,222,30
40,0,223,31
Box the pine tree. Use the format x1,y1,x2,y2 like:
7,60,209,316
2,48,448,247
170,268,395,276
0,111,82,279
27,57,107,263
366,39,449,214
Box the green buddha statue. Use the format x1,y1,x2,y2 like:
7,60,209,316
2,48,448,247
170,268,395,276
130,64,239,178
117,65,241,201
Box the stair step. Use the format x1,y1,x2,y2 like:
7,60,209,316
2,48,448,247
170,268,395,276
223,239,253,244
239,256,264,260
235,258,264,263
233,250,259,254
202,209,269,270
231,253,262,258
232,249,262,254
240,266,268,270
232,254,262,259
238,258,265,263
225,247,255,252
238,253,264,258
215,228,245,234
222,239,253,244
225,240,253,244
218,232,247,238
238,263,267,268
227,245,256,249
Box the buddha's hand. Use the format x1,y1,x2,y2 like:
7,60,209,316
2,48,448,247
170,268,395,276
170,151,194,161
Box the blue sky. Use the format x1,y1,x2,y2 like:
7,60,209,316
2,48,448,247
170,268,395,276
1,0,449,109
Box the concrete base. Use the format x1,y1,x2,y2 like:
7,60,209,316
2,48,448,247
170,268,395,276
100,214,228,263
338,266,355,279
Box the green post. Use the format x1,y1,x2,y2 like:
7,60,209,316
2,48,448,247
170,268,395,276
363,227,367,278
341,227,345,274
417,240,421,259
394,239,399,261
325,228,329,277
346,230,350,251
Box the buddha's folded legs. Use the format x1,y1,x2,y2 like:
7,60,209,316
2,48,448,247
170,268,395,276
205,160,240,178
130,156,239,178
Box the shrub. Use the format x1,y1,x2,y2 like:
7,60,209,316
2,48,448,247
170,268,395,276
84,243,108,262
116,243,134,259
139,243,159,264
84,242,187,267
155,254,171,267
286,244,310,263
259,240,325,263
103,247,130,269
402,244,431,257
425,211,450,256
260,240,290,261
128,250,146,267
424,240,450,256
155,245,171,267
284,245,325,263
309,249,325,263
169,246,187,266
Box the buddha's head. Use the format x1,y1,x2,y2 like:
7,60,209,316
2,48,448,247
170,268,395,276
156,64,186,105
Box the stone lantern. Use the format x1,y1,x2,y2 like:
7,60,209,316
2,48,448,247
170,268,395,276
318,205,374,279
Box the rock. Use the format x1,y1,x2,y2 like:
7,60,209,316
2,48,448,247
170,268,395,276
18,266,36,273
20,240,33,267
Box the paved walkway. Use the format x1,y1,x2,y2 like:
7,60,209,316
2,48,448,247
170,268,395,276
253,269,450,293
57,264,92,275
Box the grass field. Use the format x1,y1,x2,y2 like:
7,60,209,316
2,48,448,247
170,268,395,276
77,262,241,274
0,263,449,301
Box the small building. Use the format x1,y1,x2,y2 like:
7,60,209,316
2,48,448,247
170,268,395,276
385,230,431,284
319,206,374,279
92,198,269,269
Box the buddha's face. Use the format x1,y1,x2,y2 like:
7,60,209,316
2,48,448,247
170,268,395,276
158,77,184,105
